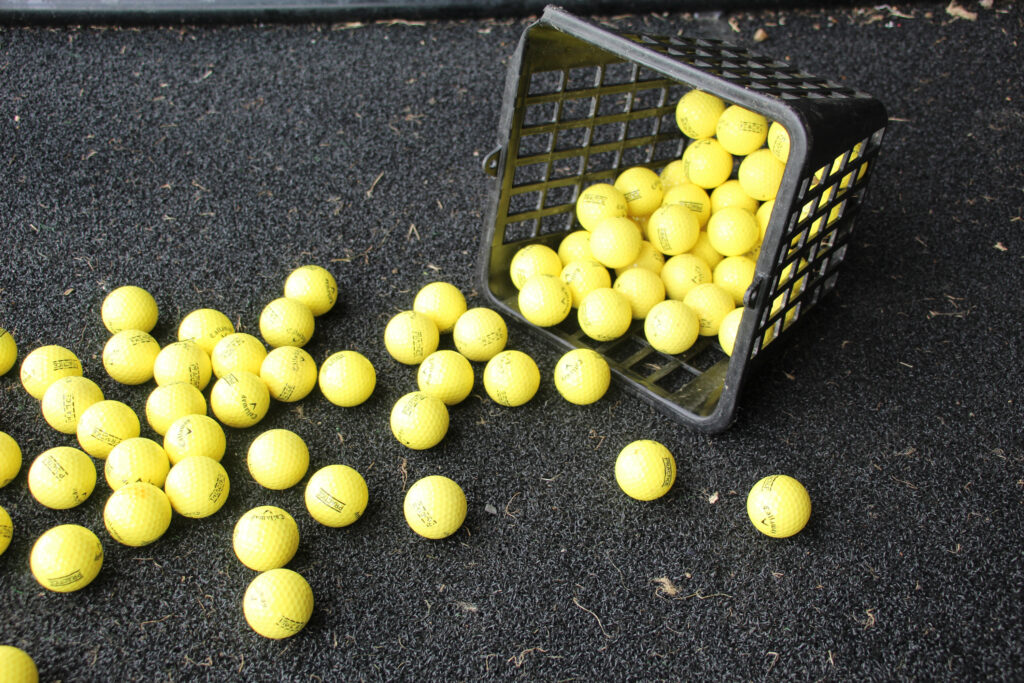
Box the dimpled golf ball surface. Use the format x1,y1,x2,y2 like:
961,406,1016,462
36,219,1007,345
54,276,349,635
29,447,96,509
682,138,733,190
145,382,207,436
0,327,17,376
233,506,300,571
616,241,666,276
747,475,811,538
718,307,745,356
384,310,439,365
613,268,666,320
684,284,736,337
210,370,270,429
417,350,474,406
614,166,663,217
243,568,314,639
509,245,563,291
390,392,449,450
615,440,677,501
318,350,376,407
102,285,158,334
20,345,82,399
0,645,37,683
644,300,700,355
553,349,610,405
247,429,309,490
483,350,540,407
163,414,226,465
164,456,230,518
260,297,315,348
178,308,235,356
211,332,267,379
0,431,22,488
260,346,317,402
413,281,467,334
739,148,786,202
675,89,725,140
30,524,103,593
452,308,507,362
578,288,632,342
518,274,572,327
105,437,170,490
716,105,768,156
590,217,642,270
40,375,104,435
404,475,467,540
153,340,212,390
103,330,160,385
103,482,172,546
575,182,627,231
558,230,594,264
560,260,612,308
284,264,338,316
304,464,368,527
0,504,12,556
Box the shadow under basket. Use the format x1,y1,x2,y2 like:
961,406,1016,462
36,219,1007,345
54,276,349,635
478,6,887,433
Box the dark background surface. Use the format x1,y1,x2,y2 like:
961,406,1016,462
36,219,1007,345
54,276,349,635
1,2,1022,680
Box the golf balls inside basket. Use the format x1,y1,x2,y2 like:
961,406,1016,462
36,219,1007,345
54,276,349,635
28,446,96,509
233,505,300,571
247,429,309,490
103,482,173,547
746,474,811,538
30,524,104,593
304,464,369,528
403,475,467,540
243,568,314,639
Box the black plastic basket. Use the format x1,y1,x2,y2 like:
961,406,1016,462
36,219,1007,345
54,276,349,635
479,6,886,432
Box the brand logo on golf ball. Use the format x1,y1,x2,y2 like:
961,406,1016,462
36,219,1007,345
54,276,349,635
89,428,121,447
43,454,68,480
411,502,437,528
315,489,346,513
51,570,84,587
209,474,227,502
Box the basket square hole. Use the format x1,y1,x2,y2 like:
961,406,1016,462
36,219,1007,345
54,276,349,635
593,121,625,146
621,145,653,167
597,92,630,117
509,191,542,216
551,156,584,180
653,139,684,163
602,334,649,367
543,185,576,209
517,132,552,158
567,66,600,91
586,150,620,173
602,61,635,86
635,66,663,83
632,87,666,111
560,97,595,122
513,162,547,187
650,363,700,394
528,69,564,96
539,211,573,236
554,126,589,152
625,115,657,139
523,101,557,127
502,218,538,244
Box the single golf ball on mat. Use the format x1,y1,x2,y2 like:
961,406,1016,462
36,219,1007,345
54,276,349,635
101,285,158,334
243,568,314,639
615,440,677,501
103,482,173,547
452,307,508,362
0,645,37,683
746,474,811,538
553,349,610,405
152,340,212,391
284,264,338,317
163,414,225,465
30,524,104,593
483,350,540,407
412,281,467,334
211,332,267,379
164,456,230,518
260,297,315,348
390,392,449,450
767,121,790,162
247,429,309,490
28,447,96,509
260,346,317,402
178,308,235,356
403,475,467,540
383,310,439,365
417,350,474,406
0,327,17,377
145,382,207,436
509,244,563,290
304,464,368,527
0,504,12,557
102,330,160,385
40,375,104,435
318,350,376,407
104,437,171,490
0,431,21,488
210,370,270,429
233,505,300,572
20,344,82,399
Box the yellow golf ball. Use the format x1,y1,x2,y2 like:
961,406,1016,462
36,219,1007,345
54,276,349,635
210,370,270,429
384,310,439,365
613,268,665,320
518,274,572,327
163,414,225,465
452,308,507,362
738,148,786,202
390,391,449,449
683,284,736,336
710,179,759,216
104,437,171,490
615,440,676,501
560,260,612,308
718,306,745,356
318,350,376,407
614,166,663,217
0,431,22,488
661,182,711,228
30,524,103,593
103,482,173,547
578,287,632,342
178,308,235,356
413,281,467,334
716,105,768,156
614,241,666,277
590,216,642,270
304,464,368,527
243,568,314,639
260,297,315,348
76,400,141,459
145,382,207,436
756,199,775,240
164,456,230,518
102,330,160,385
153,340,212,390
658,159,689,191
557,230,594,264
233,505,300,571
483,350,540,407
713,256,757,305
675,89,725,140
0,646,36,683
661,254,712,301
647,204,700,256
644,300,700,355
0,327,18,376
707,207,759,257
0,505,12,557
260,346,317,402
509,245,563,291
102,285,158,334
575,182,627,231
211,332,268,379
682,138,733,190
747,474,811,538
40,375,104,435
403,475,467,540
284,264,338,317
768,121,790,162
20,345,82,399
553,348,610,405
417,350,474,406
247,429,309,490
688,231,724,270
